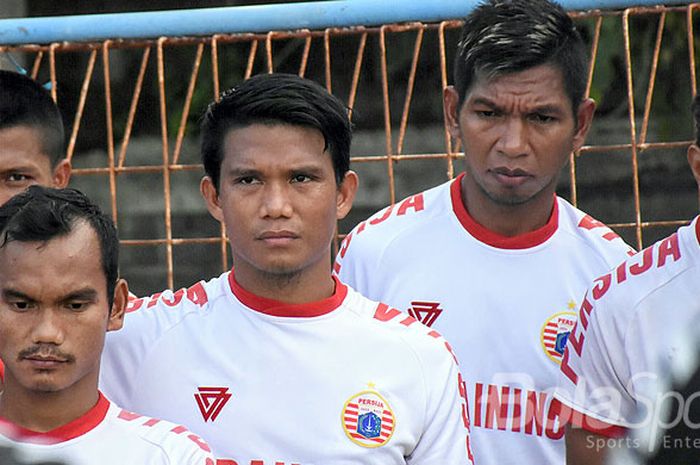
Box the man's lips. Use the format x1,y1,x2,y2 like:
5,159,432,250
19,346,74,369
490,167,532,187
257,230,299,245
22,355,70,369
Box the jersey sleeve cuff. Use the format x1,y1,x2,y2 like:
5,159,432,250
573,412,628,438
554,394,628,438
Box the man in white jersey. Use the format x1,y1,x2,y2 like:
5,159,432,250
0,186,215,465
555,96,700,464
100,73,474,465
334,1,635,464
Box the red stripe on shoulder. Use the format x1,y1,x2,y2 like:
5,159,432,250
126,282,209,314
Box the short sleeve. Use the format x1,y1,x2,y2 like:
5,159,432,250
407,335,475,464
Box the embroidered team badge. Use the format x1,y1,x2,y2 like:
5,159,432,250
341,389,395,448
407,301,443,327
540,310,577,364
194,386,232,422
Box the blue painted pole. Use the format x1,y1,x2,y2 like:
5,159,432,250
0,0,692,46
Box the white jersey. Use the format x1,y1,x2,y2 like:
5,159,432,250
335,174,635,465
555,217,700,435
99,274,473,465
0,392,215,465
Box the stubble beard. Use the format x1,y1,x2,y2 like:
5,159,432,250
474,170,560,208
258,267,303,290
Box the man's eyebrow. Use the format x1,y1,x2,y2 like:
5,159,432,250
1,289,35,302
470,97,499,108
61,288,99,302
527,104,566,115
224,167,260,177
0,165,37,174
289,165,326,175
469,97,566,115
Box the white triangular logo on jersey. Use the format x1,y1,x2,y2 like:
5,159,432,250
194,386,232,422
407,301,443,327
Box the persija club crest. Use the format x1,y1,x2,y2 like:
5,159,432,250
194,386,232,422
540,311,577,364
341,389,395,448
407,301,443,327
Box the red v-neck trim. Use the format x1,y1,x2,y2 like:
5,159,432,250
695,216,700,246
0,392,109,444
228,271,348,318
450,173,559,249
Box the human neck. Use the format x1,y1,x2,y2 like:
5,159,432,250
233,261,336,306
460,176,556,237
0,376,99,433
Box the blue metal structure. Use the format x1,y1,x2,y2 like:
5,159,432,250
0,0,693,46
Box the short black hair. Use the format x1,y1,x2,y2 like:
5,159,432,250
0,186,119,307
692,95,700,146
201,73,352,191
453,0,588,113
0,70,65,166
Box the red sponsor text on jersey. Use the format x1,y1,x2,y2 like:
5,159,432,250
561,233,682,384
334,194,425,274
473,383,567,440
578,215,636,256
126,282,209,313
195,387,232,422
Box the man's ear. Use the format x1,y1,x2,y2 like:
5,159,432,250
687,144,700,189
200,176,224,223
336,170,359,220
443,86,462,141
107,279,128,332
51,158,71,188
572,98,596,152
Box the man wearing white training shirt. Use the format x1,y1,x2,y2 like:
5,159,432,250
100,73,474,465
335,1,635,464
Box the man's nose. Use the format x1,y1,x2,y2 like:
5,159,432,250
496,117,529,158
261,182,293,218
31,308,65,346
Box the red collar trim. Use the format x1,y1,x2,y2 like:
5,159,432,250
0,392,110,444
695,216,700,246
450,173,559,249
228,271,348,318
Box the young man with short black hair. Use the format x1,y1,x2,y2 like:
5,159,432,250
0,186,215,465
101,73,473,464
0,71,71,206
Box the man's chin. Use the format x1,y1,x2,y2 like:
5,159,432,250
27,382,63,393
486,191,536,206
